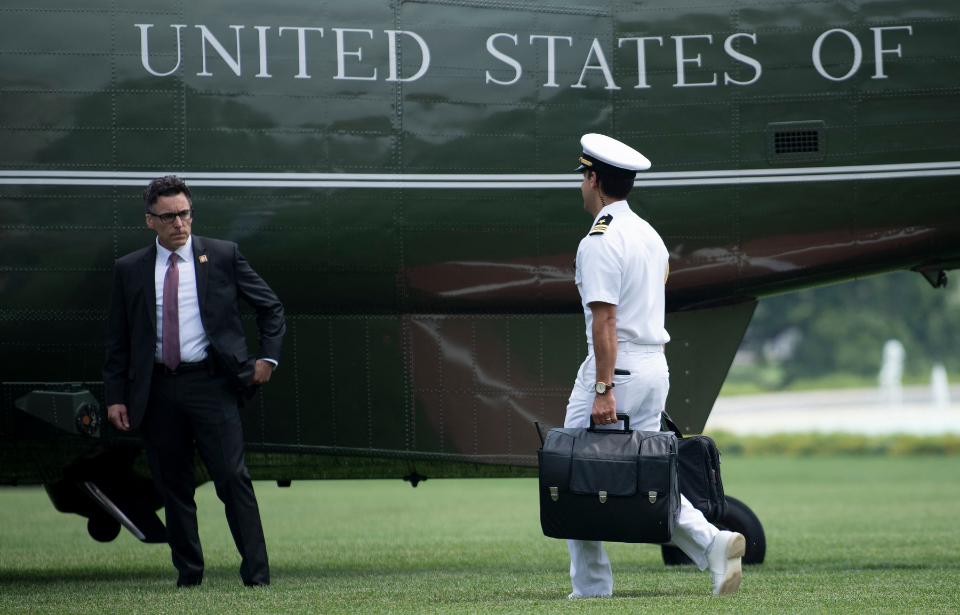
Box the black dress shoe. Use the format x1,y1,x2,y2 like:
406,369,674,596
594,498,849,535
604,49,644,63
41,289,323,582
177,577,203,588
243,580,269,587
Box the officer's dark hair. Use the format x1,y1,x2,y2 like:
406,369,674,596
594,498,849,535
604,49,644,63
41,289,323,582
591,171,635,201
143,175,192,214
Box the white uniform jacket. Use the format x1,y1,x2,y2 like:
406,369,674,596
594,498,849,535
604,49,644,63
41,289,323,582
574,200,671,349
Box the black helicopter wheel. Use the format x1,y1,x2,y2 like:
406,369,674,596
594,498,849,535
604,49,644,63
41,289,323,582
661,496,766,566
87,514,122,543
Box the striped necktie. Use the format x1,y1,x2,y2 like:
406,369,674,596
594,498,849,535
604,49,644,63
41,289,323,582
162,252,181,371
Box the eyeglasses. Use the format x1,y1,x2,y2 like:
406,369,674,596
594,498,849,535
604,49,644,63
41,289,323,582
149,209,194,224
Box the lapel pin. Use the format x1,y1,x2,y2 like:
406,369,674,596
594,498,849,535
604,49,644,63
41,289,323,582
199,255,208,263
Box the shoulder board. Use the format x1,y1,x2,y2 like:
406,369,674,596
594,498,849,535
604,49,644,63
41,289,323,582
588,214,613,236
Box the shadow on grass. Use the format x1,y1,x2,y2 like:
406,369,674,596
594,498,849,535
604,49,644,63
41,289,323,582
0,569,181,585
1,560,950,590
0,566,561,587
0,567,257,586
760,562,949,573
474,589,693,601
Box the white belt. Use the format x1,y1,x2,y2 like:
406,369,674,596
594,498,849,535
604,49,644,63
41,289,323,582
588,341,663,353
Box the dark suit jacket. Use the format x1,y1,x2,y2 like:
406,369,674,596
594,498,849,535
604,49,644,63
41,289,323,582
103,235,285,429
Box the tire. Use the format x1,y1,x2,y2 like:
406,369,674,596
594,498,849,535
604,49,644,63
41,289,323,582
88,514,121,542
661,495,766,566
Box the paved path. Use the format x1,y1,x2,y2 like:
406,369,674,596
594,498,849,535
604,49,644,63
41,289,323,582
705,385,960,435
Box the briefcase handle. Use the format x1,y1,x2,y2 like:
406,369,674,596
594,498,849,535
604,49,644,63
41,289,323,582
588,413,631,432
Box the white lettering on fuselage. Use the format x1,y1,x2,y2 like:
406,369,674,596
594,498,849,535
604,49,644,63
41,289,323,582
278,27,324,79
617,36,662,89
195,25,243,77
571,39,619,90
485,33,522,85
812,29,862,81
332,29,378,81
528,35,573,87
254,26,272,78
135,23,914,87
384,30,431,82
870,26,913,79
135,24,186,76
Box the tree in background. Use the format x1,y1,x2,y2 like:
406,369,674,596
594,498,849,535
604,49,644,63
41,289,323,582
738,271,960,388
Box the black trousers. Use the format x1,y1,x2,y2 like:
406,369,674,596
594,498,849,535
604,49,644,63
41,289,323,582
141,368,269,585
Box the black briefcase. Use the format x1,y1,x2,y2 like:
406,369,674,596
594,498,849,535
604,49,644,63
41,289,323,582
536,414,680,544
661,412,728,522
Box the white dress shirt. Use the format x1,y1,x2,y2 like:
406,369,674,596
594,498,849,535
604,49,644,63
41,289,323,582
575,200,671,346
155,236,211,364
154,236,278,368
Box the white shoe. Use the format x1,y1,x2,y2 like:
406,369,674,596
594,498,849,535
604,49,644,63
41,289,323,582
567,592,611,599
706,531,745,595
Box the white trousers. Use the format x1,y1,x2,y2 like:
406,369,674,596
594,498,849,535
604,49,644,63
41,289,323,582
564,345,719,597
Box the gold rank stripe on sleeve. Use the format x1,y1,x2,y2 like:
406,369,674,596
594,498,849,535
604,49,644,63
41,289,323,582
589,214,613,236
664,262,670,284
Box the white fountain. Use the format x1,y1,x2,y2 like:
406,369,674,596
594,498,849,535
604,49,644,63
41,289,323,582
878,339,905,407
931,363,950,409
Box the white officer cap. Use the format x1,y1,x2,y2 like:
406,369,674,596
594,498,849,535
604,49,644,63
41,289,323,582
575,133,651,177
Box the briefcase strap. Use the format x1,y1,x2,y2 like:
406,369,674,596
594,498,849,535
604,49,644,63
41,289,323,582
660,411,685,439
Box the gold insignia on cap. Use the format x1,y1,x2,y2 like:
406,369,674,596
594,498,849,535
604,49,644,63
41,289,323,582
579,157,593,167
199,254,208,263
664,262,670,284
589,214,613,236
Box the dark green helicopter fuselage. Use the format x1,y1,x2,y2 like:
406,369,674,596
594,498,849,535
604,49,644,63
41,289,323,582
2,0,959,487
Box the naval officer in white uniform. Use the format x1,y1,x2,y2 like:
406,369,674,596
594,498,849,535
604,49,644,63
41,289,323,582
564,134,745,597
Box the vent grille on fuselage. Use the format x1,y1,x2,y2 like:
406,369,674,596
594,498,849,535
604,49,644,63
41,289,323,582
765,121,826,164
774,130,819,154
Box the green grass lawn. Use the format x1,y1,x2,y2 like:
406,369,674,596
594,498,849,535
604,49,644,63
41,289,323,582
2,457,959,614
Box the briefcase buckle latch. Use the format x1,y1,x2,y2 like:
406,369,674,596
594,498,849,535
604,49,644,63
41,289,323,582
550,487,559,501
599,491,607,504
648,491,657,504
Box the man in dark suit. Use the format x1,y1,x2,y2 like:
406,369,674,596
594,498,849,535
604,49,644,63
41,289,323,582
103,175,284,587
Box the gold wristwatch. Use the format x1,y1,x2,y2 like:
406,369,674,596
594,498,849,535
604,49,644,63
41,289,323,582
595,381,615,395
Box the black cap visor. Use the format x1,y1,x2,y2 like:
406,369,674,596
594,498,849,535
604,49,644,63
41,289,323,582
574,153,638,179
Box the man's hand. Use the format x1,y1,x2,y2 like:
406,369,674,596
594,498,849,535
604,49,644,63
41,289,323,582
108,404,130,431
591,390,618,427
250,359,275,385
